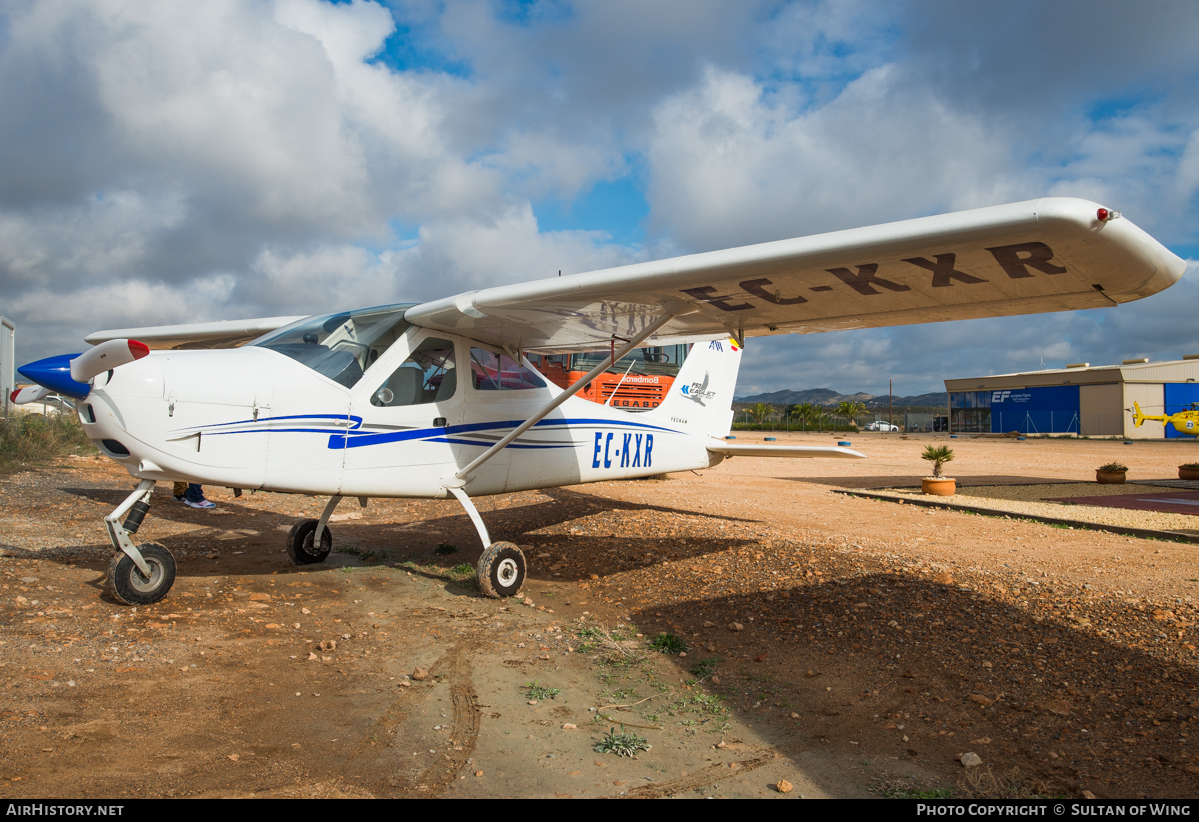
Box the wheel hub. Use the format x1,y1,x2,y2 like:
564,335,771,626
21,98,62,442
130,559,164,593
496,557,519,586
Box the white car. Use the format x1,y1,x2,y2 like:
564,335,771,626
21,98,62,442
865,421,899,432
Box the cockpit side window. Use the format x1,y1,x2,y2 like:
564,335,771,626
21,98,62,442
250,304,414,388
371,338,457,407
469,348,546,391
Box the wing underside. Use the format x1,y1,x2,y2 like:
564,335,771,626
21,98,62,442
404,198,1185,353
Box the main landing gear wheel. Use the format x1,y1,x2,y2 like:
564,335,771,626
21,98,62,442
286,519,333,565
477,541,526,599
105,543,177,605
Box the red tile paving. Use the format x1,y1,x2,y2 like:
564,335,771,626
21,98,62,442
1049,489,1199,516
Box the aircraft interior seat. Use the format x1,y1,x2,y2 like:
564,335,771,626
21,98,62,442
433,367,457,402
385,367,422,406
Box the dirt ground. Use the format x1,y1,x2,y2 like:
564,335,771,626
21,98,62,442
4,431,1199,799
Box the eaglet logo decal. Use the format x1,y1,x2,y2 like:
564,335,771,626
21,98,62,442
681,372,716,406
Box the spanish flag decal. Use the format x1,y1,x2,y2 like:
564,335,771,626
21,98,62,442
728,338,740,352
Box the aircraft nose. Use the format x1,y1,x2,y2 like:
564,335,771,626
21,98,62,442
84,355,165,461
92,353,165,400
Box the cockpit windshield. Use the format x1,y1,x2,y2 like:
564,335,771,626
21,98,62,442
249,303,415,388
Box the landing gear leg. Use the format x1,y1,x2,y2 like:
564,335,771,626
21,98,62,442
446,485,525,598
103,479,176,605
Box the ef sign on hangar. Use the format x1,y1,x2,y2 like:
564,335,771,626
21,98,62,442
944,356,1199,438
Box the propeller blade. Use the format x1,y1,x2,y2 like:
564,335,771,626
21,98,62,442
11,385,51,405
69,339,150,384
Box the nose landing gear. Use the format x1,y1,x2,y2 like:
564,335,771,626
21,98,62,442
103,479,177,605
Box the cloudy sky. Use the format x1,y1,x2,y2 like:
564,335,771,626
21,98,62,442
2,0,1197,397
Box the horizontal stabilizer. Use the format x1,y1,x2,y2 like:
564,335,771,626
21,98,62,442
707,442,865,459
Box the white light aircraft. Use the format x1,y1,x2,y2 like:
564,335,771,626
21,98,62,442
14,198,1184,605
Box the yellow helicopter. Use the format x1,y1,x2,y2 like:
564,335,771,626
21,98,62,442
1133,401,1199,436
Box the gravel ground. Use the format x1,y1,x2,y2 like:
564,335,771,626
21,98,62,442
875,482,1199,536
6,432,1199,798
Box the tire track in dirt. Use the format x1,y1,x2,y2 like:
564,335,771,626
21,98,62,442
619,753,775,798
333,636,484,798
399,641,481,797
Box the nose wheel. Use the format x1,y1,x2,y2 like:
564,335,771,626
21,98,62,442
105,543,176,605
477,542,526,598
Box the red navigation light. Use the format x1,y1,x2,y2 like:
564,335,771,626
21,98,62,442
128,340,150,359
1097,208,1110,222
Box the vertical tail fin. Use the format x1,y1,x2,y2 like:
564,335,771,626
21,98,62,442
1133,401,1145,427
644,336,743,438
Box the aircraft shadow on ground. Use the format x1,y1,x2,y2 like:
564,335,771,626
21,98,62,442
20,485,769,587
633,574,1197,797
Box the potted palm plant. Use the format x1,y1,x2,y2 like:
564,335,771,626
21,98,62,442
1096,462,1128,484
921,445,955,496
1180,463,1199,481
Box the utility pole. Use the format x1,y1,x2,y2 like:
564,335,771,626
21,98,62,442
889,378,893,431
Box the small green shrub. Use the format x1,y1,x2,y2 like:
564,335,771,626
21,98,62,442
649,632,688,654
523,681,560,700
1098,462,1128,472
594,726,651,758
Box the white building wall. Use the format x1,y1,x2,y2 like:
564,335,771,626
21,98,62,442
0,315,13,417
1079,383,1123,436
1123,383,1164,439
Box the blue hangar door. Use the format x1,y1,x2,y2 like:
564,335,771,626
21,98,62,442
989,386,1080,434
1164,383,1199,438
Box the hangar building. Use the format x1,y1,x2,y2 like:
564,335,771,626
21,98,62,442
943,357,1199,438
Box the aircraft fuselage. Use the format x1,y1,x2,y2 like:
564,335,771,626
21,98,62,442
80,334,720,500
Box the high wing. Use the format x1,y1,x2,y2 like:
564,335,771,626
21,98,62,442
85,316,305,349
405,198,1185,352
83,198,1183,353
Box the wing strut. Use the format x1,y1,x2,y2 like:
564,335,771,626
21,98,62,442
449,302,695,484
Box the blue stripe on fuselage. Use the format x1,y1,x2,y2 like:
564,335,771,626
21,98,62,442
331,417,679,450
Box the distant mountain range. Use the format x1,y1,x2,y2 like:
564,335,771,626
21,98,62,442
734,387,948,408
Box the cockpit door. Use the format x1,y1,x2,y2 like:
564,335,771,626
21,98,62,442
341,331,465,498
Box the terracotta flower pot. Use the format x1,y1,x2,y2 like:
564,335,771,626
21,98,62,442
1096,470,1127,484
921,477,956,496
1180,467,1199,481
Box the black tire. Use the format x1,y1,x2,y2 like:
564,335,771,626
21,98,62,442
287,518,332,565
105,543,176,605
476,541,526,598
